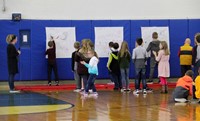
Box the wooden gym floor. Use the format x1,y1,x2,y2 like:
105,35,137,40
0,88,199,121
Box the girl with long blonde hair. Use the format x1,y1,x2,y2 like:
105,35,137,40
153,41,170,93
118,41,131,92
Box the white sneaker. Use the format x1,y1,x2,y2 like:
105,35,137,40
143,89,147,95
107,82,114,85
74,89,81,92
90,92,98,97
133,90,139,95
89,89,93,93
174,98,188,103
9,90,20,93
121,88,125,92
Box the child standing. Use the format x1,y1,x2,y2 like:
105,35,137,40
192,33,200,77
81,50,99,96
153,41,170,93
146,32,160,84
107,42,115,84
192,33,200,99
107,43,122,91
76,39,90,91
45,40,59,86
132,38,148,94
72,41,81,92
118,41,131,92
173,70,194,103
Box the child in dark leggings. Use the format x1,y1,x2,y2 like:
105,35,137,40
81,50,99,97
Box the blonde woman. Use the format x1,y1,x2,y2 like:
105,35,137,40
118,41,131,92
153,41,170,93
6,34,21,93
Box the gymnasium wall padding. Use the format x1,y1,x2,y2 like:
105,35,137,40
0,19,200,81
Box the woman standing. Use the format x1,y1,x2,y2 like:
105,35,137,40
6,34,21,93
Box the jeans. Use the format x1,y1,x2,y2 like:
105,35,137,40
74,70,81,89
111,72,122,89
85,74,97,93
8,74,15,90
135,68,147,90
120,68,130,89
48,62,59,83
80,74,88,89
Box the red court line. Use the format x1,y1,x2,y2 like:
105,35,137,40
15,83,176,91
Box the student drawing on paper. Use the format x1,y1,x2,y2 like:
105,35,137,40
49,32,69,51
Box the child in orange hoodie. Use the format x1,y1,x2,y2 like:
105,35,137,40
173,70,194,103
195,68,200,101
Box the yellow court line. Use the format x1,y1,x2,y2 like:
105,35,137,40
0,104,73,115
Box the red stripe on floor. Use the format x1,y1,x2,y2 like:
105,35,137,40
15,83,176,91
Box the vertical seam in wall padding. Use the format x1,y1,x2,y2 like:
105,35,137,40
187,19,189,38
168,19,171,47
30,20,32,81
19,22,21,81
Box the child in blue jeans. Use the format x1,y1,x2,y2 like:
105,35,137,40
132,38,148,94
81,50,99,97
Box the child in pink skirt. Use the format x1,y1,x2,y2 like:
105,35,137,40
153,41,170,93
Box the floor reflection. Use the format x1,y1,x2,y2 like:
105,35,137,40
0,90,200,121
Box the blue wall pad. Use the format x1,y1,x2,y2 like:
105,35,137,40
0,19,200,81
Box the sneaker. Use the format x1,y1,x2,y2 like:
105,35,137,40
9,90,20,93
48,82,52,86
89,89,93,93
124,88,131,92
146,87,153,92
55,81,59,86
121,88,126,92
147,80,153,84
107,82,114,85
90,92,98,96
133,89,139,95
143,89,147,95
74,89,81,92
174,98,188,103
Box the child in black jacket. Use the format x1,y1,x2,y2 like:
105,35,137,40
45,40,59,86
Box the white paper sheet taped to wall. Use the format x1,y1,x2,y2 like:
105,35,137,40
94,27,124,57
141,27,170,49
46,27,76,58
